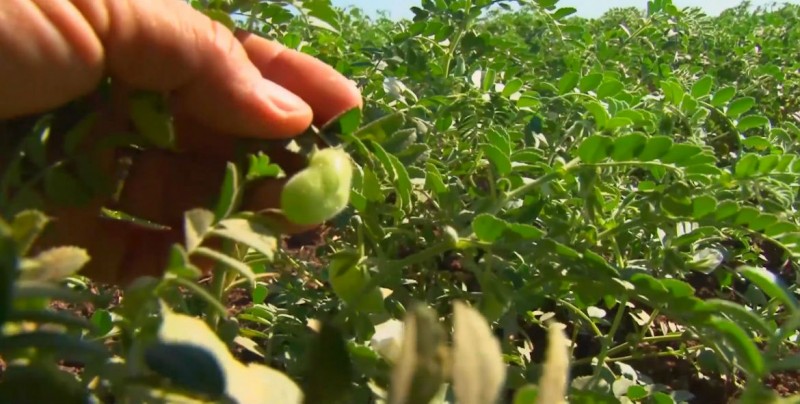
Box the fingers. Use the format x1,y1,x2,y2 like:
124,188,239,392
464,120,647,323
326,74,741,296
0,0,104,117
2,0,314,138
0,0,363,141
235,31,363,127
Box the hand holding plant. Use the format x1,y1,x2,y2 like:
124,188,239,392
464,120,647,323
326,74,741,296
0,0,362,284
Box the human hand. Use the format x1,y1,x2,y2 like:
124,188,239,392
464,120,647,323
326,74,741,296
0,0,362,285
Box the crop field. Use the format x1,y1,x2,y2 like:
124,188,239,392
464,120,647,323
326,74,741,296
1,0,800,403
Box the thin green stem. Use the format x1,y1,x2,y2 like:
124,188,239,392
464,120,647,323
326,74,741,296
588,161,684,174
558,299,603,338
603,346,702,364
167,277,228,320
382,239,454,269
587,298,629,387
487,157,581,216
608,299,628,343
205,266,227,331
442,0,473,79
224,272,281,293
571,332,688,366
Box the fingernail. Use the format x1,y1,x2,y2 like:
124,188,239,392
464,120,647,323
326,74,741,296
257,80,308,113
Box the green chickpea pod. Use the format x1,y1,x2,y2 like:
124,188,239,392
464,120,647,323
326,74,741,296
280,147,353,226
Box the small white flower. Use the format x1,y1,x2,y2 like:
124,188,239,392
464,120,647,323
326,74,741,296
383,77,408,100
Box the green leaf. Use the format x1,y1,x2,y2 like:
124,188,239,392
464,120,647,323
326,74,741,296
660,143,702,165
637,136,673,161
388,153,413,211
252,283,268,304
302,322,354,404
502,78,524,97
194,247,256,288
482,143,512,176
605,116,634,129
757,154,780,174
611,133,647,161
165,244,201,279
246,152,285,181
336,107,363,135
734,153,760,178
627,385,649,400
43,166,92,206
213,162,241,221
737,115,770,131
711,86,736,107
742,136,772,150
383,128,418,153
739,266,799,314
691,75,714,98
558,71,580,94
184,208,215,253
577,135,612,164
425,163,448,195
472,214,507,243
661,80,684,105
513,385,539,404
585,101,609,128
362,166,384,201
709,317,765,376
702,299,773,336
451,301,506,404
726,97,756,118
210,217,278,262
506,223,545,239
692,195,717,219
517,94,542,109
327,250,384,314
579,73,603,92
596,79,624,99
128,91,176,149
552,7,577,19
90,309,114,336
651,391,676,404
10,210,50,256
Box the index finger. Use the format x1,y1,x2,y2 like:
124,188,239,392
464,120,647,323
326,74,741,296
234,31,363,127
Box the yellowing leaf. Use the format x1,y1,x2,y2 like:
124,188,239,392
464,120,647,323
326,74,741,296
390,305,448,404
20,246,89,282
536,323,570,404
451,301,506,404
184,208,215,253
158,309,303,403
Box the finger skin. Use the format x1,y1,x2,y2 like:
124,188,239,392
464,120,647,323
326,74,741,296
2,0,362,285
2,0,313,138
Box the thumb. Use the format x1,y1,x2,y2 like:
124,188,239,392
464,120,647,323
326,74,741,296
1,0,313,138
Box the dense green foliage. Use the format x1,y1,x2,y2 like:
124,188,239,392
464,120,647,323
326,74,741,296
2,0,800,402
